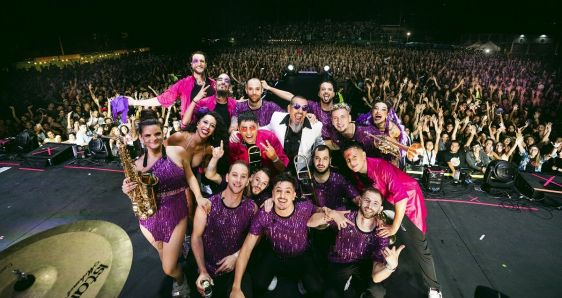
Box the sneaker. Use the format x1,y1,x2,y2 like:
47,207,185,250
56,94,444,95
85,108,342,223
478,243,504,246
428,288,442,298
172,276,190,298
297,280,307,295
267,276,278,291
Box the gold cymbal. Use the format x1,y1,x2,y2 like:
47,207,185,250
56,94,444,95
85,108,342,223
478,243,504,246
0,220,132,298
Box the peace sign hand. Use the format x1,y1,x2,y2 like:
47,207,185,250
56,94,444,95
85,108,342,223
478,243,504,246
193,83,210,103
260,140,278,161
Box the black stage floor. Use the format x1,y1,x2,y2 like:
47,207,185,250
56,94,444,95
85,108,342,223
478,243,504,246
1,160,561,298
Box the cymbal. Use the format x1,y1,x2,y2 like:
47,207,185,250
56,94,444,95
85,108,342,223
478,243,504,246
0,220,132,298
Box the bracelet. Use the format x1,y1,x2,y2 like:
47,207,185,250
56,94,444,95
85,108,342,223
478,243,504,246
384,263,397,272
272,156,280,163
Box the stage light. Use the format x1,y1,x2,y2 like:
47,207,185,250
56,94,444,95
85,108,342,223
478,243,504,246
406,32,411,36
519,34,525,38
323,65,330,72
540,34,547,38
287,64,294,71
482,160,515,193
484,48,491,54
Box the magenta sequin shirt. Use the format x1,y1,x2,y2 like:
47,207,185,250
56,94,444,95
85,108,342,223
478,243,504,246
249,200,315,258
314,171,359,210
202,194,257,277
328,211,389,264
139,158,188,243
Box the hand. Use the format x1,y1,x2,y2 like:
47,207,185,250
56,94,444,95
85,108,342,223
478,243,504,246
215,253,238,274
9,106,14,110
377,224,398,237
195,273,214,296
260,198,273,213
197,197,212,214
382,245,406,270
229,130,240,143
327,209,354,230
306,113,318,124
230,287,245,298
212,140,224,159
193,83,210,103
260,80,270,91
122,178,137,195
260,140,278,161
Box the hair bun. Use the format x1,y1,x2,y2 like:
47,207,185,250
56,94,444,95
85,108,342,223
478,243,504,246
140,109,158,122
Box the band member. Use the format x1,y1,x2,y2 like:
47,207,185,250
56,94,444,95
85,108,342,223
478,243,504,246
127,51,216,118
262,80,337,138
342,142,442,298
230,173,325,298
311,144,360,210
121,110,191,297
191,161,257,297
229,78,284,132
229,112,288,174
182,73,237,127
262,95,323,164
308,188,404,298
247,168,272,206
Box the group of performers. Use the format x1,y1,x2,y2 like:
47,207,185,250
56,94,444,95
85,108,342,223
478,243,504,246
122,51,442,298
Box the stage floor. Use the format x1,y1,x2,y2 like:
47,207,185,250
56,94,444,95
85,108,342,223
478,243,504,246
1,160,561,298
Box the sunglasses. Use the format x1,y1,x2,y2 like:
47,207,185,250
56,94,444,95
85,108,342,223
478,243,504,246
240,126,257,133
292,103,310,112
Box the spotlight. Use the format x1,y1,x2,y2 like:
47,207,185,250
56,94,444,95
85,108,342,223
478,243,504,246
482,160,515,193
540,34,547,38
484,48,491,54
287,64,294,71
519,34,525,38
323,65,330,72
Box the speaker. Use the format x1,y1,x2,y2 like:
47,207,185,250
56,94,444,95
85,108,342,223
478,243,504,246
515,172,562,200
482,160,515,193
15,130,39,153
24,143,74,168
422,166,444,192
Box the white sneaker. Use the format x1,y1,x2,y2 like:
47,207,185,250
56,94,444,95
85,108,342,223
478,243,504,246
428,287,442,298
267,276,278,291
172,276,190,297
297,280,307,295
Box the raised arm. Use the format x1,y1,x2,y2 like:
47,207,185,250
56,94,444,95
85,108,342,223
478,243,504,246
204,141,224,185
261,80,294,101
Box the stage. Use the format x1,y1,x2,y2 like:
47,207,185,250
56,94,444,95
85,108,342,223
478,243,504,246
0,160,561,297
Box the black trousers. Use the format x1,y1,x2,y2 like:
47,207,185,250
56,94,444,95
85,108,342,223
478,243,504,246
250,247,324,297
398,215,440,290
324,261,386,298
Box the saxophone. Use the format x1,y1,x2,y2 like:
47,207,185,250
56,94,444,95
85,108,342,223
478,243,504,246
118,139,159,220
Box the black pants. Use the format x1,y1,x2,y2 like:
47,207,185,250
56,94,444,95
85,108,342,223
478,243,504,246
250,248,324,297
398,215,440,290
324,261,386,298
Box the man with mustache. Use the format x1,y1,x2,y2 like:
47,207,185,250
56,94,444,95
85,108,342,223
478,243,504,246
262,80,337,139
342,142,442,298
308,188,404,298
192,161,257,297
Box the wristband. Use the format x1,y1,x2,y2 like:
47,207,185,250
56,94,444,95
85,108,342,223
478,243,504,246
272,156,280,163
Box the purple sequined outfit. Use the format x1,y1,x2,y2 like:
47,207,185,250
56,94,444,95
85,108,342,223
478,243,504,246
314,172,359,210
307,101,332,139
234,100,284,126
203,194,257,277
249,200,315,258
328,211,389,264
139,158,188,243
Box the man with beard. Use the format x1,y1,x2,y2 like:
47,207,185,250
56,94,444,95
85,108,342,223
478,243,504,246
262,95,323,166
230,173,326,298
342,142,442,298
311,144,360,210
128,51,216,118
262,80,337,139
246,168,272,206
308,188,404,298
229,78,284,133
228,112,288,174
181,73,237,127
192,161,257,297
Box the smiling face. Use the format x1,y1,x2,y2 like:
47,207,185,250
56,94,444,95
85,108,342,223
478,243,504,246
140,124,163,151
216,73,231,94
318,82,335,104
289,97,309,126
245,79,263,103
272,181,296,211
331,108,351,132
344,147,367,173
371,102,388,126
250,170,270,196
196,114,217,139
360,190,383,219
225,163,250,195
239,120,258,145
191,53,207,75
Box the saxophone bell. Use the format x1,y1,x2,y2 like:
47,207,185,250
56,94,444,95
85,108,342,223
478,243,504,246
247,145,262,174
293,154,317,204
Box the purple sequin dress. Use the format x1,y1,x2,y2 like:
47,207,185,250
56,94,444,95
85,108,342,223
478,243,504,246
234,100,284,126
139,158,188,243
328,211,389,264
203,194,257,277
314,172,360,210
249,200,315,258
